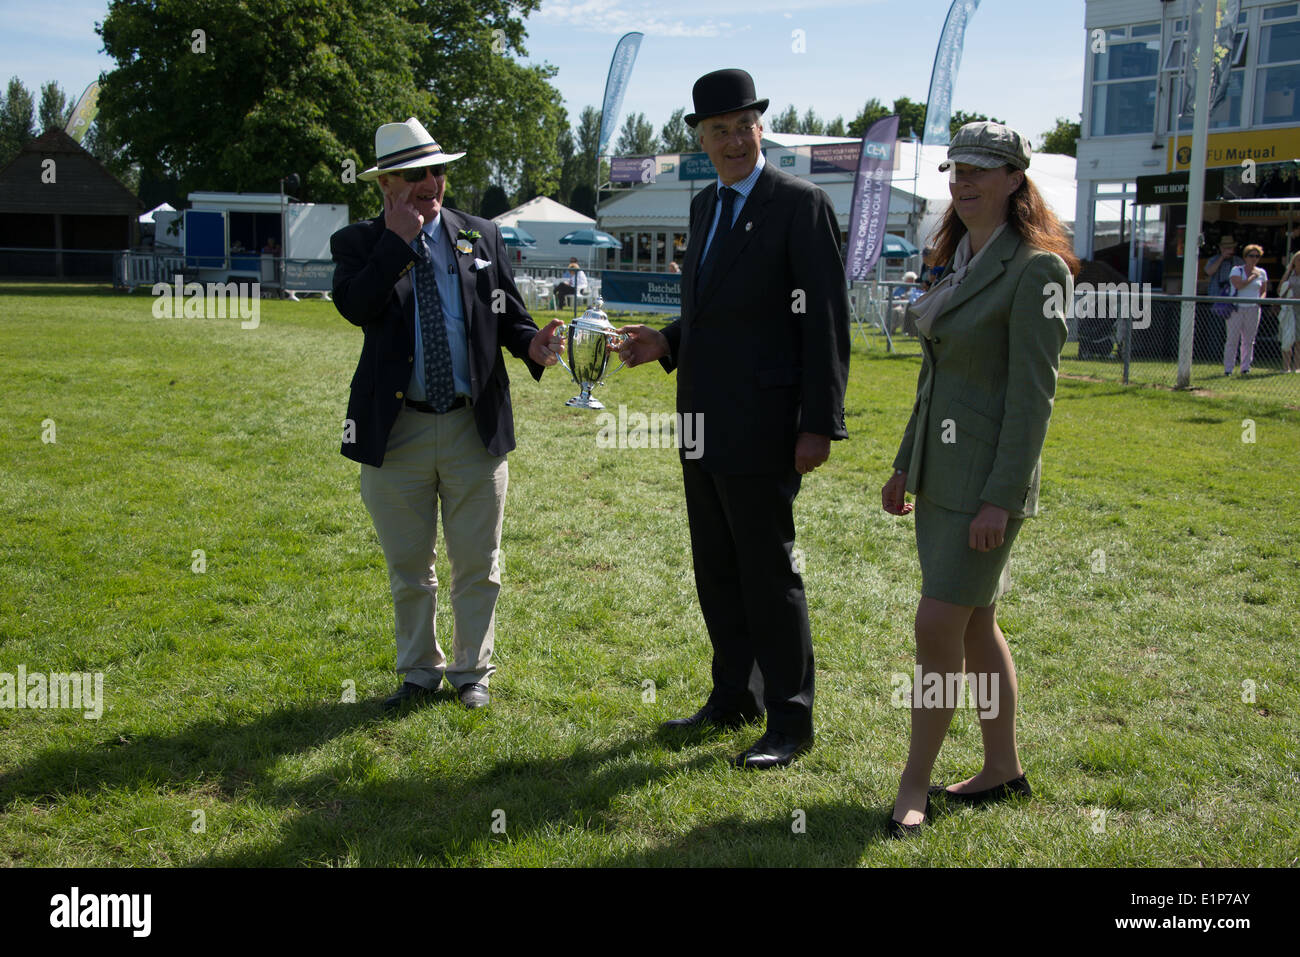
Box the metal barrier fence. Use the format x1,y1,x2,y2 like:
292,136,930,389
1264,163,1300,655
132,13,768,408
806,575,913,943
512,266,604,313
0,247,122,282
850,281,1300,405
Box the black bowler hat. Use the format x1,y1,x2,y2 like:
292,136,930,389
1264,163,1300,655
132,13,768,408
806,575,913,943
684,69,769,128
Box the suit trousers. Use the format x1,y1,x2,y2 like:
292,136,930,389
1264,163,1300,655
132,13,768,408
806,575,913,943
360,403,507,690
681,459,814,737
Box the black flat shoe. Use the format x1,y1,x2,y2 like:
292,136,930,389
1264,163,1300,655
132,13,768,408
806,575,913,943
942,773,1032,805
887,797,931,839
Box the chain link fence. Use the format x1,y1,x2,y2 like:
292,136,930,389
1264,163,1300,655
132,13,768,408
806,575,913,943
850,281,1300,407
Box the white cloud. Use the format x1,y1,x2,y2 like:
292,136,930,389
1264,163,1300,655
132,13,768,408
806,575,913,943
533,0,881,37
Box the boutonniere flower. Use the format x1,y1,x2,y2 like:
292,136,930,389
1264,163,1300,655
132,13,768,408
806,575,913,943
455,229,481,256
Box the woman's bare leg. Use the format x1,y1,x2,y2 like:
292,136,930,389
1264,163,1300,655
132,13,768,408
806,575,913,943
891,596,972,825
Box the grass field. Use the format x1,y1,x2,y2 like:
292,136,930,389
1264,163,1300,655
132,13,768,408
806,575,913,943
1,283,1297,867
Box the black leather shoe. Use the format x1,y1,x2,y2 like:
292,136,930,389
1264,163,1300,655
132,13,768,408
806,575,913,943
937,773,1032,805
457,682,490,709
383,681,438,712
661,702,761,731
887,797,931,839
731,730,813,770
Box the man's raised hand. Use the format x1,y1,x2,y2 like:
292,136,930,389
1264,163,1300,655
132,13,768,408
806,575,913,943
384,182,424,243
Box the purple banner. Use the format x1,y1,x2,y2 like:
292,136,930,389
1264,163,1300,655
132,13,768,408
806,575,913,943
611,156,658,183
846,115,900,281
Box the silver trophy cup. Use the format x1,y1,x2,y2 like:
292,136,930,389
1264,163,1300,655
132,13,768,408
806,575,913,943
556,298,625,409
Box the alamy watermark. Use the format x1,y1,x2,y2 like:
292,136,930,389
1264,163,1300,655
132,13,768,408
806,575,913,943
1043,282,1153,329
891,666,999,719
151,274,260,329
1,666,103,719
595,405,704,460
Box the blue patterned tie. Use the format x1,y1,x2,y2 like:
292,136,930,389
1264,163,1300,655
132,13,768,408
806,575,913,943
412,233,457,412
696,185,736,295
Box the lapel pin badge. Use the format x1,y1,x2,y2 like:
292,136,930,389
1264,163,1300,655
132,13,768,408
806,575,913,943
745,221,752,232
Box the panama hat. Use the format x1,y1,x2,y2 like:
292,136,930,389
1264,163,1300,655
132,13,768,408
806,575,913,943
358,117,466,182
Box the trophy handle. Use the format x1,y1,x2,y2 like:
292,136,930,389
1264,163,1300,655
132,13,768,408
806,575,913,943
552,323,575,378
605,332,627,377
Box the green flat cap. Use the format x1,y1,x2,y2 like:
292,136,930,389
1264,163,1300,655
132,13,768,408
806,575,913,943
939,121,1032,172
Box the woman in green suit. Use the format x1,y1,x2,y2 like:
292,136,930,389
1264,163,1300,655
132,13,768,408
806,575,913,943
881,122,1079,836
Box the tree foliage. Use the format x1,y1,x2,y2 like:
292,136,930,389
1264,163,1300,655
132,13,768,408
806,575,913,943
950,109,1005,137
658,107,692,153
95,0,565,216
0,77,36,166
844,97,1002,140
39,82,72,134
1039,116,1081,156
615,111,657,156
768,104,800,133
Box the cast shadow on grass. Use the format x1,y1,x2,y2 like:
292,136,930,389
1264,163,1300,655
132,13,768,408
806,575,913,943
0,698,384,807
0,699,893,866
201,745,891,867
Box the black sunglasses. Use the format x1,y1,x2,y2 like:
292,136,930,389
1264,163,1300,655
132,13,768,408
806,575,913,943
398,165,446,182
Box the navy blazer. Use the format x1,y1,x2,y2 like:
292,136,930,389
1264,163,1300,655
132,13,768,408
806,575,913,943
330,208,544,467
660,162,851,472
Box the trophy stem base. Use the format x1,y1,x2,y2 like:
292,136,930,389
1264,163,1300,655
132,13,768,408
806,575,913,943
565,393,605,409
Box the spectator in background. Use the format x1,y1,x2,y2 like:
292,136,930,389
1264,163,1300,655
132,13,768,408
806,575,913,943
890,270,923,335
554,257,588,309
1205,235,1243,299
667,260,681,274
1277,252,1300,373
1226,244,1267,376
922,246,944,284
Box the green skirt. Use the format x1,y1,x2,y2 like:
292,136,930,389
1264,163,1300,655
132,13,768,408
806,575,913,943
914,493,1025,608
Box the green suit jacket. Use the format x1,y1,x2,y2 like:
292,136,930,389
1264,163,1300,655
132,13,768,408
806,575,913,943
892,228,1070,518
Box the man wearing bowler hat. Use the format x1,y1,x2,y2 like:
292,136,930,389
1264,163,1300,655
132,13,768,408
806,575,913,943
331,117,564,712
618,70,850,768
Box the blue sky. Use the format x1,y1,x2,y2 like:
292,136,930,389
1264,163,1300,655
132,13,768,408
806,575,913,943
1,0,1085,148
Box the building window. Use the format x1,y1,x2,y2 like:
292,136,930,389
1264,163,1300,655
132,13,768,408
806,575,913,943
670,232,686,270
1090,24,1161,136
1169,70,1245,130
1256,5,1300,125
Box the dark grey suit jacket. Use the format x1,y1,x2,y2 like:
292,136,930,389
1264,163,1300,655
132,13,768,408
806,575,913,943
659,162,850,472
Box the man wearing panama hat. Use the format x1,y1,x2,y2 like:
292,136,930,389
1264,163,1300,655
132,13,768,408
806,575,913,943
618,69,851,769
331,117,564,712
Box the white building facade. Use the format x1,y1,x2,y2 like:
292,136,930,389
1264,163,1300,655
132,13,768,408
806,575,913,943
1078,0,1300,288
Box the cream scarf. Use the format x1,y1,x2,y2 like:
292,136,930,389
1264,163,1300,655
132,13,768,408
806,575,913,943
908,222,1009,339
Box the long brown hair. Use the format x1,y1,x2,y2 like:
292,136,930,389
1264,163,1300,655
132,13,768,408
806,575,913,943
930,170,1080,277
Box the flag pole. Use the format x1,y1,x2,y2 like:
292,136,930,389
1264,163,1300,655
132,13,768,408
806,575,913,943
1177,0,1219,389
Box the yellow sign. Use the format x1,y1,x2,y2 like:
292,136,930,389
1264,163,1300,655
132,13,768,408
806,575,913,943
1168,127,1300,172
